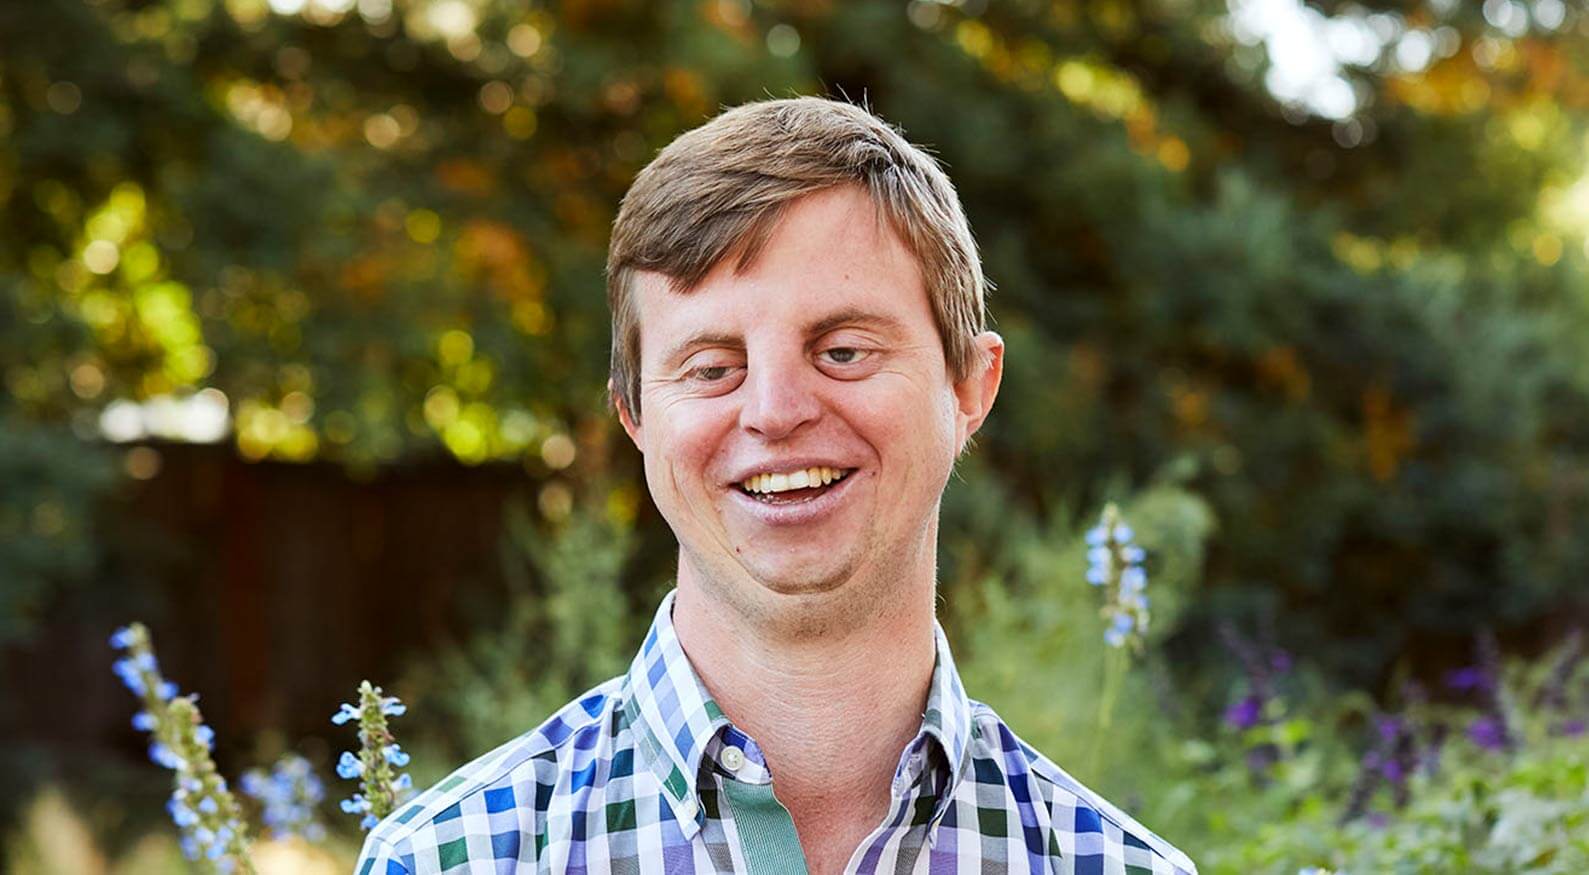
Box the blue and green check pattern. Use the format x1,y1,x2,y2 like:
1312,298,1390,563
355,591,1197,874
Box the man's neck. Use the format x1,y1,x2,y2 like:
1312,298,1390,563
671,567,938,873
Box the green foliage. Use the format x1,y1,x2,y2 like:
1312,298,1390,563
405,495,640,761
1161,638,1589,874
943,473,1217,806
6,0,1589,863
3,0,1588,693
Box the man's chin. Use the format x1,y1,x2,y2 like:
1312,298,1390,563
742,560,855,598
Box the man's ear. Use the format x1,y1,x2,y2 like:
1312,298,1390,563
610,379,644,452
953,331,1004,455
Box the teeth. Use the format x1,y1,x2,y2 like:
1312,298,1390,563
741,466,849,494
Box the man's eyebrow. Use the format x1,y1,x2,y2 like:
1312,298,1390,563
660,331,741,367
805,307,907,337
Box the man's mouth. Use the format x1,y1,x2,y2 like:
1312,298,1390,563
735,466,853,504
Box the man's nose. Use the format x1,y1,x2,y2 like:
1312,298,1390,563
738,351,822,441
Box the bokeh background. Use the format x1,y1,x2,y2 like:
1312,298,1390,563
4,0,1589,871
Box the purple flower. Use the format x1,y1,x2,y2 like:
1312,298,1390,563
1376,715,1404,743
1467,716,1509,751
1556,719,1586,737
1380,758,1406,784
1224,695,1264,731
1445,666,1493,694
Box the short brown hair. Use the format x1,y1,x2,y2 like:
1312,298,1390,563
605,96,988,420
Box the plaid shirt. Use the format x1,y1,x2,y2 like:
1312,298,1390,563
356,591,1196,874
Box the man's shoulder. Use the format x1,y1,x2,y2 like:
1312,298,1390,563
966,701,1198,875
355,675,628,872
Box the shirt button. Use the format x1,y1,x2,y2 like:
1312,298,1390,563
721,746,746,773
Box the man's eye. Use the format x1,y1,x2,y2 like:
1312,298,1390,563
821,347,869,365
688,365,733,382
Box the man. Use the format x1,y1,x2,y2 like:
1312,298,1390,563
357,97,1195,875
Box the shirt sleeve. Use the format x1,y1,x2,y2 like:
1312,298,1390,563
353,832,412,875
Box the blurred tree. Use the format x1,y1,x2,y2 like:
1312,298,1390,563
3,0,1588,701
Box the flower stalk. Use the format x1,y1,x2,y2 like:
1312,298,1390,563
111,623,254,874
240,753,326,842
333,680,413,830
1086,503,1150,654
1084,503,1149,773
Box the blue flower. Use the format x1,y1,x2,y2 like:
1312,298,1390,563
168,797,199,828
240,771,267,797
132,711,156,731
241,753,327,842
341,793,371,814
198,796,219,815
1085,525,1108,546
394,773,413,792
156,680,179,701
112,658,146,695
150,742,184,770
336,751,364,779
1104,613,1135,648
331,703,360,725
361,813,379,830
1119,566,1146,592
383,744,410,767
380,697,408,717
194,724,215,749
110,626,137,649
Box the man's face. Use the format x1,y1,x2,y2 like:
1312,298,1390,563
619,185,1002,628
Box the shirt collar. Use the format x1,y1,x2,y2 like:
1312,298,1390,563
621,589,976,839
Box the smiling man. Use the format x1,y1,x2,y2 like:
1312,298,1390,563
357,97,1195,875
